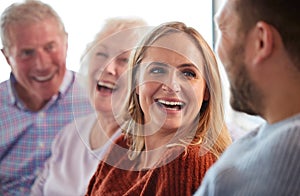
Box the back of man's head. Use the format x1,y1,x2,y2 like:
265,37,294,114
235,0,300,68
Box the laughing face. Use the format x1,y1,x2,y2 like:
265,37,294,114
87,30,137,114
137,32,209,135
4,18,67,108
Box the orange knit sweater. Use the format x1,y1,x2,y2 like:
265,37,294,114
86,135,217,196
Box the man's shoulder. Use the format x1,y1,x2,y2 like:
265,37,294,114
0,79,10,95
0,78,9,86
261,114,300,150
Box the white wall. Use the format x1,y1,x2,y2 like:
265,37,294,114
0,0,213,82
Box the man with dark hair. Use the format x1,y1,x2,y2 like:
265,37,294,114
195,0,300,195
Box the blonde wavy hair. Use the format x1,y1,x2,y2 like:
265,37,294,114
122,21,232,160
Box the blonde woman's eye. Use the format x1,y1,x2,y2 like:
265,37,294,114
182,70,196,79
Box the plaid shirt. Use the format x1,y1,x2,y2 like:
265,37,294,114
0,70,93,196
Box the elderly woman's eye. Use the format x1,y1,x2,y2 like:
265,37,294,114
96,52,108,58
150,67,166,74
118,57,129,64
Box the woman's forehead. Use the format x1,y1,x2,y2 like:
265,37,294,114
143,32,204,66
94,28,144,52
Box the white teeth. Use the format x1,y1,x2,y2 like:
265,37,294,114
97,81,116,89
157,99,184,106
34,73,54,82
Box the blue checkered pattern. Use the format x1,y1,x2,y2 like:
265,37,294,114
0,71,93,196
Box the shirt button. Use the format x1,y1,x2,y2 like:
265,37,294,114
38,112,46,118
38,141,45,149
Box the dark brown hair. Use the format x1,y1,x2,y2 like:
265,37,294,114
235,0,300,67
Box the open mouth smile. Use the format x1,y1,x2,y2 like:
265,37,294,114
97,81,117,92
33,72,56,82
155,99,185,111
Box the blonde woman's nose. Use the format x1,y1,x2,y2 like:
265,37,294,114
162,72,181,93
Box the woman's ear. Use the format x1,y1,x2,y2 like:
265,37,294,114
204,87,210,101
136,85,139,95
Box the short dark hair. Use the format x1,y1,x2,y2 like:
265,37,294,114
235,0,300,67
